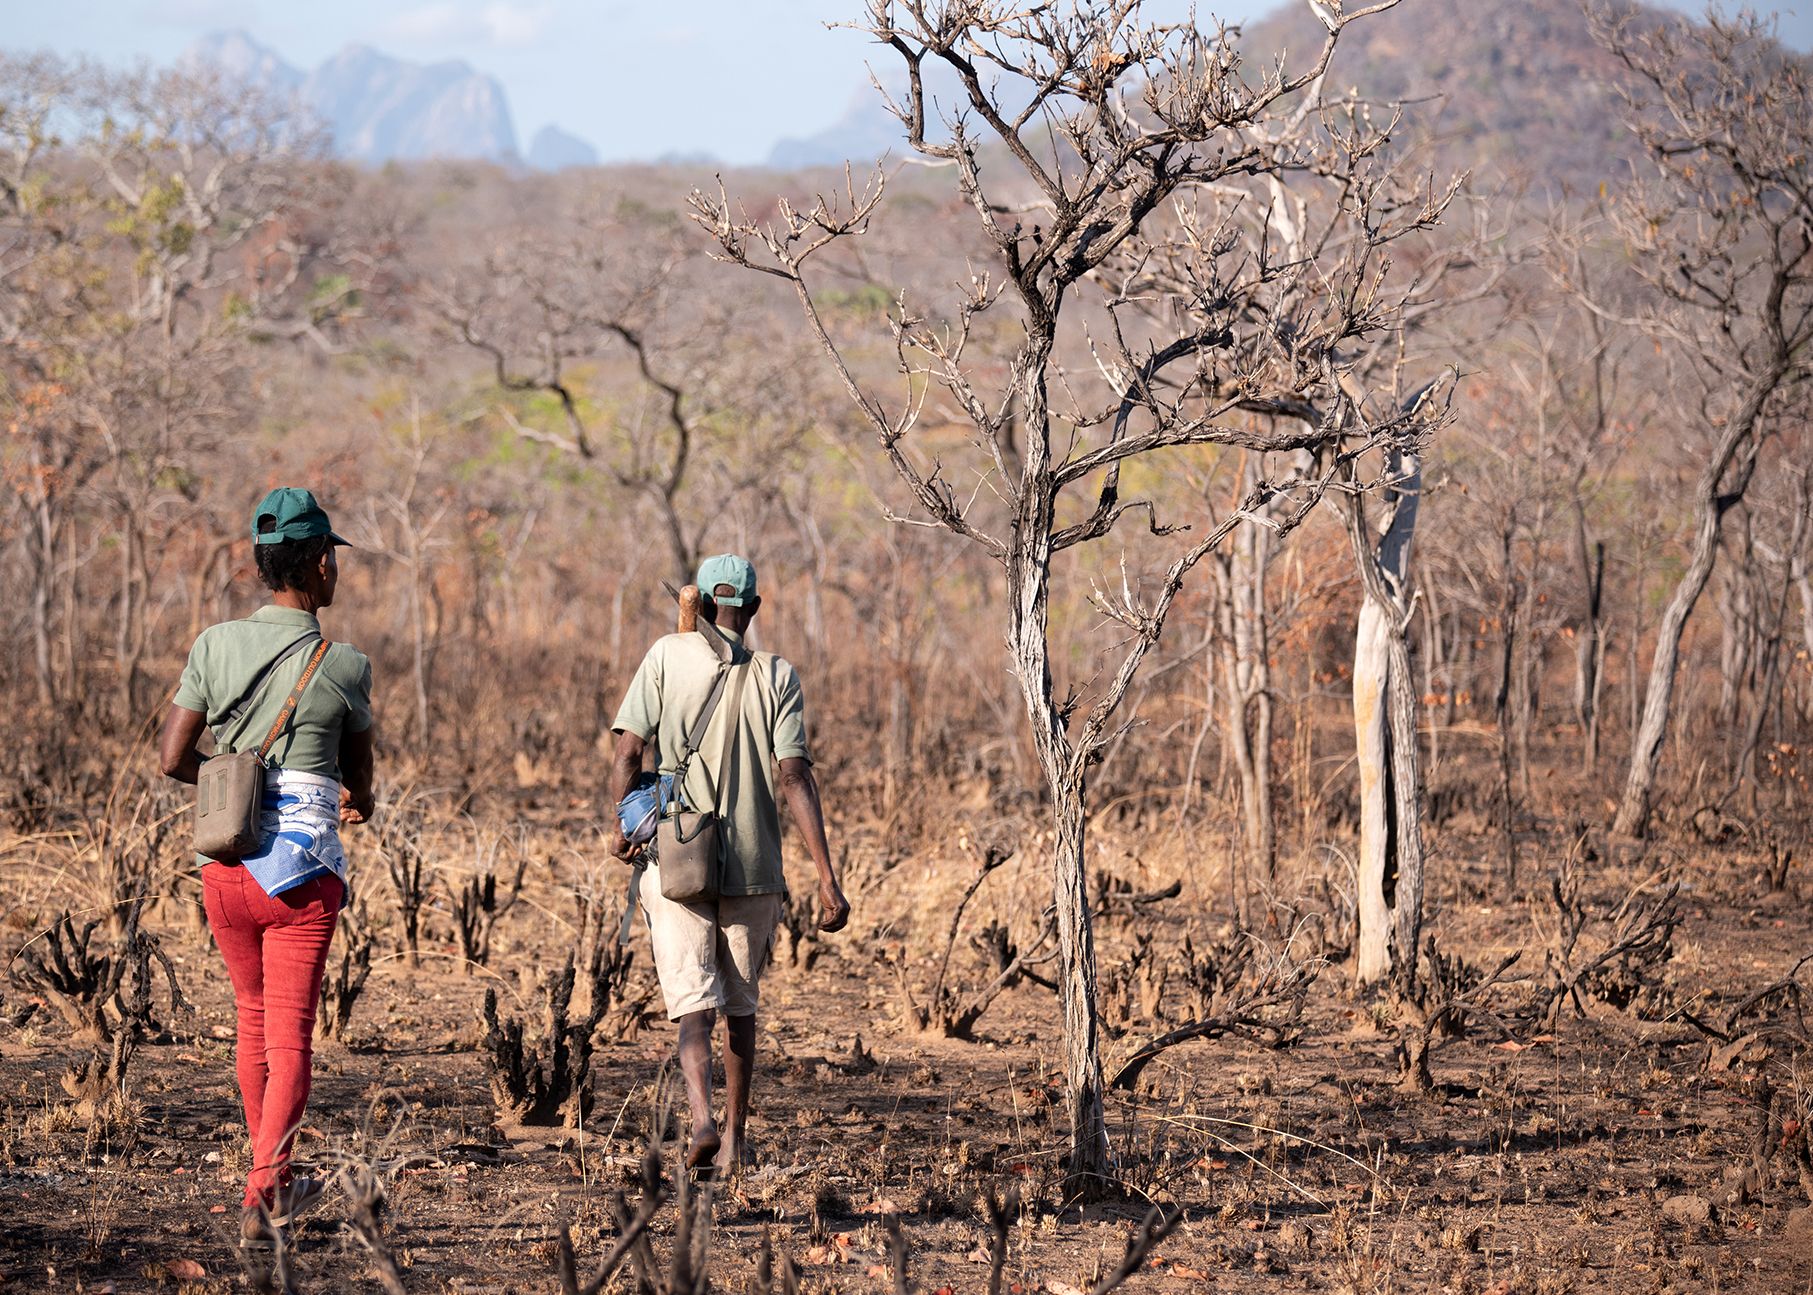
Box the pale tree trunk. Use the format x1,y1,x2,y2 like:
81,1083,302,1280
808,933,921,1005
1210,459,1277,881
1613,373,1775,836
1348,450,1426,988
1351,597,1393,983
1006,344,1110,1188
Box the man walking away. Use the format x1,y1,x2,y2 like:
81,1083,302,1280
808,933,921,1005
608,554,849,1176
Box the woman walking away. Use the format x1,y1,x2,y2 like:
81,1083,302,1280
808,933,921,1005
158,487,375,1243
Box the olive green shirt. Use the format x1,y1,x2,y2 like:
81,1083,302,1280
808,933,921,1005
173,606,373,779
611,628,810,897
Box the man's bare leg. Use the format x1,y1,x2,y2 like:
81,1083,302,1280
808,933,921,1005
676,1009,720,1167
716,1012,757,1174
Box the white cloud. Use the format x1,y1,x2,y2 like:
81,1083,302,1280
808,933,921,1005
377,2,553,48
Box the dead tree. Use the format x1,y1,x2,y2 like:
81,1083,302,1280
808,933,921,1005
575,893,659,1041
694,0,1448,1191
1573,10,1813,836
375,792,432,968
1344,432,1432,985
1104,174,1487,988
892,844,1059,1038
1533,851,1681,1029
1109,926,1318,1090
481,939,628,1126
1392,938,1523,1093
359,407,453,746
449,824,529,973
1207,456,1291,880
428,201,804,579
1722,454,1813,809
11,900,189,1118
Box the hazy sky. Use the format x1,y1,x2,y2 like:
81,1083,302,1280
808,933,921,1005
12,1,1812,164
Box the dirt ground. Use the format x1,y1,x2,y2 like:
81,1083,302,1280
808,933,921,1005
6,794,1813,1295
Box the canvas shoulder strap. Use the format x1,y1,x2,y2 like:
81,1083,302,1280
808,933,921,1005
700,660,753,813
672,646,750,810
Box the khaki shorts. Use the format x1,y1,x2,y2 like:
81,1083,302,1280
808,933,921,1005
637,865,783,1020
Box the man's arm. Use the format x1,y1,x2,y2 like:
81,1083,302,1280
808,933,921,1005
158,704,208,784
338,726,375,824
607,729,648,861
778,756,849,932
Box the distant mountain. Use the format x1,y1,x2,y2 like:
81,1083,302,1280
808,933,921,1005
188,30,301,96
527,124,599,171
306,43,517,163
184,30,526,165
767,63,964,170
769,81,913,170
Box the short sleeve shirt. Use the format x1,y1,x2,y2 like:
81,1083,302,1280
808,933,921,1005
174,605,373,780
611,628,809,896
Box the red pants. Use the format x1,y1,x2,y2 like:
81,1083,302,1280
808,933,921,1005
201,862,343,1209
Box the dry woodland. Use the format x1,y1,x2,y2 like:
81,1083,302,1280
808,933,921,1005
2,0,1812,1291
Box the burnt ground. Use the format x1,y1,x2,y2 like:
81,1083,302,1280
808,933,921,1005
5,798,1813,1295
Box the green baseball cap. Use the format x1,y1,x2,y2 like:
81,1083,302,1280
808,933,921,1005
696,553,757,606
251,487,350,547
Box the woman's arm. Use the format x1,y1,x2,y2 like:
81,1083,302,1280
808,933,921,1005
338,726,375,824
158,704,209,784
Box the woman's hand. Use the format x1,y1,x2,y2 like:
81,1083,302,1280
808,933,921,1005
339,785,373,825
338,727,375,826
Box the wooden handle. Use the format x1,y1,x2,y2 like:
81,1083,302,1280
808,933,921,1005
677,584,701,634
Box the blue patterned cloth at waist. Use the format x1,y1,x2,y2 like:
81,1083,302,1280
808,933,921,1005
238,768,348,898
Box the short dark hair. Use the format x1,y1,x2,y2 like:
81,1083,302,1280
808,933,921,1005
254,519,331,592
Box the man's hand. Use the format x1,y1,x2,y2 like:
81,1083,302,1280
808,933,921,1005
607,730,649,864
817,878,850,932
339,784,373,825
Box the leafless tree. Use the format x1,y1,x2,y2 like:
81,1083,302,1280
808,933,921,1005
1574,8,1813,837
0,56,371,716
694,0,1454,1185
429,200,806,578
358,403,454,744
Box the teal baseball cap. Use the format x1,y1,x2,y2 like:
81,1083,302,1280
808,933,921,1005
251,487,350,547
696,554,757,606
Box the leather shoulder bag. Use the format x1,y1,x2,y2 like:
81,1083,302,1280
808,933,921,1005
656,653,752,903
194,635,332,860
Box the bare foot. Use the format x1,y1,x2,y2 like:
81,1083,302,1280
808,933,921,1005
685,1126,721,1170
713,1137,754,1177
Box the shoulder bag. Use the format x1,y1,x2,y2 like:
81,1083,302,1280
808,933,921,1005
656,653,752,903
194,635,332,859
